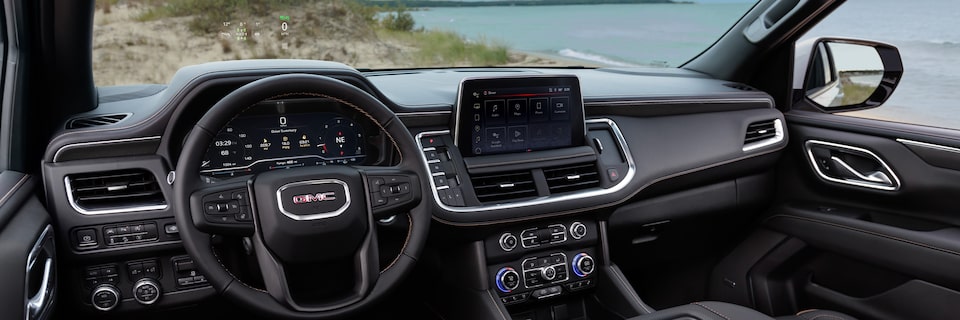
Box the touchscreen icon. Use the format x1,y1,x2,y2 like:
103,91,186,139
485,100,506,125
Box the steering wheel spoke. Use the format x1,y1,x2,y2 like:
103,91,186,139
360,167,422,219
189,180,255,235
249,213,380,312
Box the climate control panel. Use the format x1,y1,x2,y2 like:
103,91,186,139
489,248,597,306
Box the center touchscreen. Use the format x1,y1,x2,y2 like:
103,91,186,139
455,75,585,156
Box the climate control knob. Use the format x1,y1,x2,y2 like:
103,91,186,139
541,265,557,281
132,278,161,305
499,233,518,252
495,267,520,293
572,253,595,277
570,221,587,240
91,284,120,311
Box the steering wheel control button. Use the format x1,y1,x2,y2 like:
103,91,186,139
133,278,161,305
570,221,587,240
572,253,595,277
499,233,518,251
201,188,251,224
496,267,520,293
91,284,121,311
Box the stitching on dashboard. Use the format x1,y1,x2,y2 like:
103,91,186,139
769,214,960,257
0,174,29,209
380,213,413,273
692,302,730,320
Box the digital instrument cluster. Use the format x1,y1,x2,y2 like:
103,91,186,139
200,98,375,178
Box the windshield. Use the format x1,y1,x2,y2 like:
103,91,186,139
92,0,756,86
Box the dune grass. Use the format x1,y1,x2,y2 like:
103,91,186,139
107,0,510,67
381,29,510,67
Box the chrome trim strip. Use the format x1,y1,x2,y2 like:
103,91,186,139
64,177,169,215
395,110,452,117
416,117,636,213
583,97,773,107
742,119,785,152
275,179,351,221
803,140,901,191
53,136,161,162
897,138,960,154
25,225,54,320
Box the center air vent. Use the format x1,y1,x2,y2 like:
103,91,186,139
471,170,537,203
544,162,600,193
66,113,130,129
65,169,167,214
743,119,784,152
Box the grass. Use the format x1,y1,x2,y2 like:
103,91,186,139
111,0,511,67
380,29,510,66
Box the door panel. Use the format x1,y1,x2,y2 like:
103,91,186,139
710,113,960,319
0,171,56,320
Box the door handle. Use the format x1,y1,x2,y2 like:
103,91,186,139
27,257,53,319
830,156,894,186
25,225,55,320
804,140,901,191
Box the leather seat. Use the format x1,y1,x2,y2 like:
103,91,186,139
776,309,858,320
627,302,775,320
626,302,857,320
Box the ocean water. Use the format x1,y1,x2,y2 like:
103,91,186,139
412,3,754,67
414,0,960,129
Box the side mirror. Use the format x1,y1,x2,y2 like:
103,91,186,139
793,38,903,112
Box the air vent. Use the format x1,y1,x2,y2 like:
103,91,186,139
724,83,757,91
743,119,784,152
544,162,600,194
66,113,129,129
471,170,537,203
65,169,167,214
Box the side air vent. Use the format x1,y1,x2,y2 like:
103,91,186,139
724,83,757,91
743,119,784,152
66,113,130,129
471,170,537,203
65,169,167,214
544,162,600,194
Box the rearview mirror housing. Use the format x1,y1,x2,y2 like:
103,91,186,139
793,37,903,113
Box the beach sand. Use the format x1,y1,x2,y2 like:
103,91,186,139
92,3,575,86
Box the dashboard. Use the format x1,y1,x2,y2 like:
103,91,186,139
39,60,787,317
199,97,381,182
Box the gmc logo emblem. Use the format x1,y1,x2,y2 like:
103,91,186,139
291,192,337,204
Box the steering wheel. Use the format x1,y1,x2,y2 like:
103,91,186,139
173,74,430,318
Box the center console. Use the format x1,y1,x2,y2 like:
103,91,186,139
413,76,646,319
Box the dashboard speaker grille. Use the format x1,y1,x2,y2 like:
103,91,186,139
471,170,537,203
544,162,600,193
66,113,129,129
744,120,778,144
66,169,167,213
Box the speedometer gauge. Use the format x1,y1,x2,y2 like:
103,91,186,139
199,98,374,180
317,117,364,163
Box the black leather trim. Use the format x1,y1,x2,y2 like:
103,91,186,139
765,207,960,291
775,309,857,320
627,301,774,320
